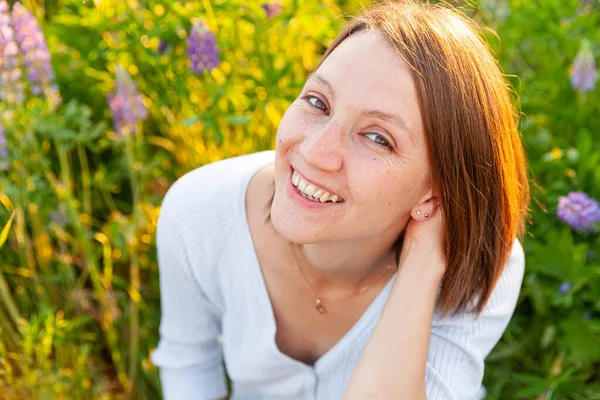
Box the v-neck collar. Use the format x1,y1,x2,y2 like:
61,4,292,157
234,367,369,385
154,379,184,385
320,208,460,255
236,151,397,374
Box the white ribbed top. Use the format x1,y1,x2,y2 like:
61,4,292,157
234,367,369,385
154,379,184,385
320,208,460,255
150,150,525,400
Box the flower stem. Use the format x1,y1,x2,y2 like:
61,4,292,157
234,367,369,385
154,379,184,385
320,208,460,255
77,143,92,230
125,138,142,394
44,170,128,391
0,268,21,328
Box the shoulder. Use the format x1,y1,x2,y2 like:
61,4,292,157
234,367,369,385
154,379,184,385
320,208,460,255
482,237,525,316
158,150,276,235
434,238,525,324
503,237,525,279
156,151,275,295
425,239,525,398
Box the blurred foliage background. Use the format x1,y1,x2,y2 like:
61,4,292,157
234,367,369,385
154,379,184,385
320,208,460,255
0,0,599,399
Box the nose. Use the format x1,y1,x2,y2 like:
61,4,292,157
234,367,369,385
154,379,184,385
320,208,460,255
298,121,344,172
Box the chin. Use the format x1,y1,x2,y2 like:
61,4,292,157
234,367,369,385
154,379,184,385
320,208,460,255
269,194,321,245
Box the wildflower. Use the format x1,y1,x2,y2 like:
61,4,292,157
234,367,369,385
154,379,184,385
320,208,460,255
10,2,59,98
107,65,148,137
101,289,122,326
50,203,69,228
479,0,510,24
158,39,169,55
557,281,572,295
261,2,282,19
570,39,597,93
0,122,8,170
69,288,91,309
578,0,592,12
69,288,97,320
0,0,24,104
186,21,220,74
557,192,600,232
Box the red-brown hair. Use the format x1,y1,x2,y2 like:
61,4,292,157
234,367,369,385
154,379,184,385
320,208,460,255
314,0,531,316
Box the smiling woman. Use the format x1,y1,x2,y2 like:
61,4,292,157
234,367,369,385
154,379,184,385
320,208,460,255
150,1,530,399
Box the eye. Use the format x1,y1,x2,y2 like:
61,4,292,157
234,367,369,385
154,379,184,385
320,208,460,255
304,95,329,115
364,132,393,151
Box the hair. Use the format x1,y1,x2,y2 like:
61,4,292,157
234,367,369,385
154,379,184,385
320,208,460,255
266,0,530,317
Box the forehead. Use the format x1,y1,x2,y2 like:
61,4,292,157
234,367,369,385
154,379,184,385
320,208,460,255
311,30,424,141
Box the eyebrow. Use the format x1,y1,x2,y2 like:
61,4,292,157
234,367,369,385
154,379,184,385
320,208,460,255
308,73,336,102
306,72,416,145
364,109,416,145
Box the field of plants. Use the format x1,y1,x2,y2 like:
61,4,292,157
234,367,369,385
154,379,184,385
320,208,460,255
0,0,599,399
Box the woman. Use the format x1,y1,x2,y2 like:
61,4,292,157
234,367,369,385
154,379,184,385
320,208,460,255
150,1,530,399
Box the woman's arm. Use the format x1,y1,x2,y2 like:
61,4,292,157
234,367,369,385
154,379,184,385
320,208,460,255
342,250,444,399
343,209,446,399
150,169,231,400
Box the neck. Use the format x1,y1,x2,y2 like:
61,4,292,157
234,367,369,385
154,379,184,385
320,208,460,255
290,229,404,294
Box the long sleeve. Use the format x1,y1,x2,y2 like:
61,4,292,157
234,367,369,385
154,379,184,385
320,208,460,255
425,239,525,400
150,168,232,400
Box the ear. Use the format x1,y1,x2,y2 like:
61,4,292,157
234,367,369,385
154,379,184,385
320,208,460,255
410,187,439,220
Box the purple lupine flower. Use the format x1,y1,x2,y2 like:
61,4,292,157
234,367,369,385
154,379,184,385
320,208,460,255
186,21,220,74
158,39,169,55
578,0,592,11
107,65,148,137
0,122,8,170
570,40,597,93
10,2,59,98
261,2,282,19
557,281,572,295
0,0,24,104
557,192,600,232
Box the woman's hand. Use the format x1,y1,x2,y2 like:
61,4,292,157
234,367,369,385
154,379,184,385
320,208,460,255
399,203,447,279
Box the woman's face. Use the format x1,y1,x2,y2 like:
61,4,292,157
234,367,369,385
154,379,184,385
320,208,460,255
271,30,433,245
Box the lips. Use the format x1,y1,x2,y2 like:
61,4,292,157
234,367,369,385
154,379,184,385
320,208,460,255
291,167,343,201
286,167,345,209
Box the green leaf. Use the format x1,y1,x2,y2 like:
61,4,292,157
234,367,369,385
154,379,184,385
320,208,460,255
575,129,592,159
183,114,207,126
559,314,600,364
0,211,15,248
541,325,557,349
224,115,252,125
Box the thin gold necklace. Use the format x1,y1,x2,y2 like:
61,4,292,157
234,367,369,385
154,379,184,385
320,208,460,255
292,247,398,314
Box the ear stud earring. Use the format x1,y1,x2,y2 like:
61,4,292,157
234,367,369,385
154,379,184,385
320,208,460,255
424,213,430,218
416,210,421,215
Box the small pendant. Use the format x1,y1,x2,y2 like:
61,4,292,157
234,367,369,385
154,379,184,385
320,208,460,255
315,298,326,314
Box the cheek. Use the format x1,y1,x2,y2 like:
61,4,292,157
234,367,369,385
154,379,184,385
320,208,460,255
355,167,415,209
351,168,391,202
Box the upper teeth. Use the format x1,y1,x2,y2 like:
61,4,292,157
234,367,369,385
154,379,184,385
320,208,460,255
292,170,343,203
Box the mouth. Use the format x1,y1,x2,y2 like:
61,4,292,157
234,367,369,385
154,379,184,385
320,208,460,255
286,167,345,209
